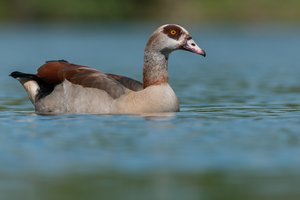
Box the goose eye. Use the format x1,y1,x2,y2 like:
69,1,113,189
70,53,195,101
170,30,177,35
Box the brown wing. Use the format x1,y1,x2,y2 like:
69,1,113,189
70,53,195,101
106,74,143,91
37,60,128,99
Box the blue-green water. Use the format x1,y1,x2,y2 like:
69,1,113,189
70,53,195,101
0,23,300,200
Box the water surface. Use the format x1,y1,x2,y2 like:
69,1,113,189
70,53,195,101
1,23,300,200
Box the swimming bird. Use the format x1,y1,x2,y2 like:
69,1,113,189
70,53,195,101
10,24,206,114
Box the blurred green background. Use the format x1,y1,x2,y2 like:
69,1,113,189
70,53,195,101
0,0,299,23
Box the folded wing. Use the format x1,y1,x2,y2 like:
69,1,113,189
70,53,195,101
37,60,143,99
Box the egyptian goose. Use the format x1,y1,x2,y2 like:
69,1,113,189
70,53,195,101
10,24,206,114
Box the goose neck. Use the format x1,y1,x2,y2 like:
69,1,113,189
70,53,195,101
143,49,169,88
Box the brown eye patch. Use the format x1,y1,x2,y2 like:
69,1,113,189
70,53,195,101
163,25,182,40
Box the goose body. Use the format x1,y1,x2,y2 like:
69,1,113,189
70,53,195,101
10,24,206,114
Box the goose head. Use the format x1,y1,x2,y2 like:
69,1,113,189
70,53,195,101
145,24,206,58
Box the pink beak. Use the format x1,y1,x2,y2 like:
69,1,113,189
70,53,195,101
181,38,206,57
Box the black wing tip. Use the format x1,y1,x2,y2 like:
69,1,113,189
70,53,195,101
45,59,69,64
10,71,23,78
10,71,37,80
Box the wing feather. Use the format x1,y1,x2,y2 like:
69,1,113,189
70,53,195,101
37,60,128,99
